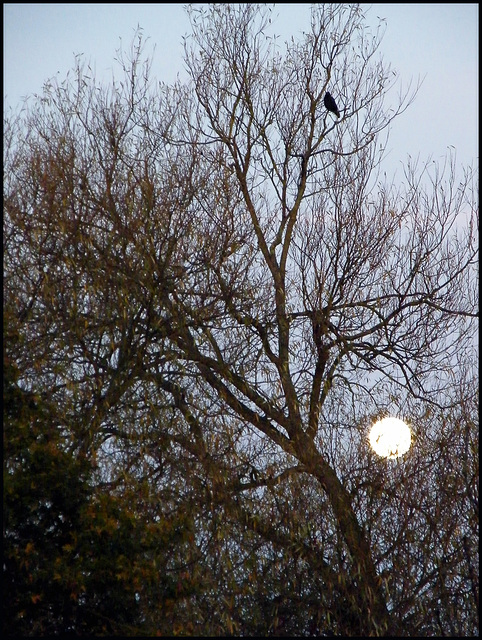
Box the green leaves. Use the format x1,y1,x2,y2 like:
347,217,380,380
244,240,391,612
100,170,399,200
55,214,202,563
3,5,478,636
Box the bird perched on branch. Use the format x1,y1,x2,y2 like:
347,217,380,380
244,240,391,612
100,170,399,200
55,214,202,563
324,91,340,118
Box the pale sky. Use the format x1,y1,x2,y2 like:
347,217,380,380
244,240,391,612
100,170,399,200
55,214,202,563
3,3,478,176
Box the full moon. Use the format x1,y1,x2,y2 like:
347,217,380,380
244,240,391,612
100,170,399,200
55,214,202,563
368,417,412,459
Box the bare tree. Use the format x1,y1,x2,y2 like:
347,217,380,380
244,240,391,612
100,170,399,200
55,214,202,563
4,5,478,636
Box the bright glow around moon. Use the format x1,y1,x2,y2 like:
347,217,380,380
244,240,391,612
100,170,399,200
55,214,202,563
368,417,412,459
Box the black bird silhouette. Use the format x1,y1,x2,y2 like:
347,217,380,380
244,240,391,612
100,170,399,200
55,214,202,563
324,91,340,118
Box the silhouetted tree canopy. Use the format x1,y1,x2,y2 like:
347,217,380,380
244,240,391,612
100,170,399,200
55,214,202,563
3,4,478,636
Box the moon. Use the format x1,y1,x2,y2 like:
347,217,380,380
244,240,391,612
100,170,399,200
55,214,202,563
368,417,412,459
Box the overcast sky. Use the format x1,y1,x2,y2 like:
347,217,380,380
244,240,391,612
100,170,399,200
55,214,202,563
3,3,478,176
